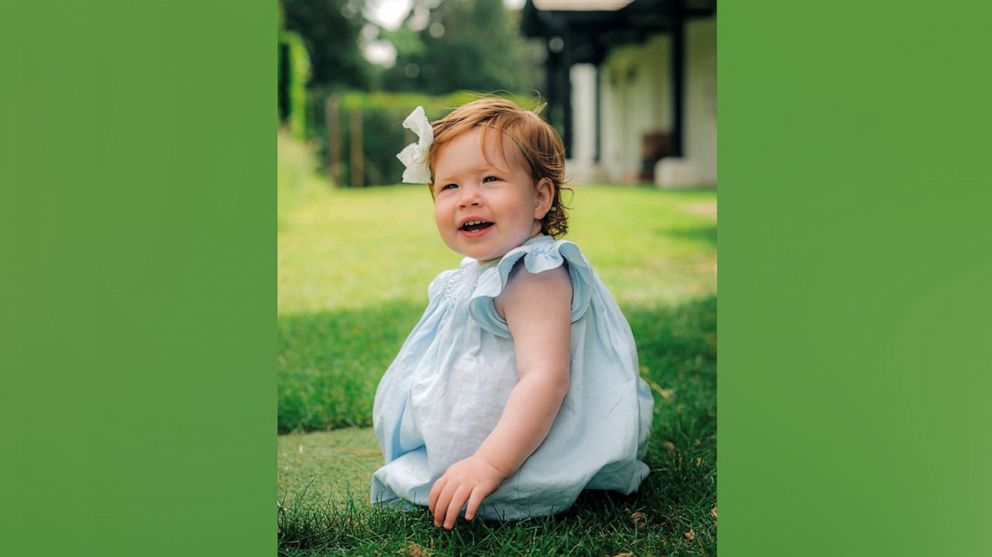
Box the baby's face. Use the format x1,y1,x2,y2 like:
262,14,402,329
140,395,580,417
432,127,547,262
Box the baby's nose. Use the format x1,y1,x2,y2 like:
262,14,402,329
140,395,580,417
458,189,482,206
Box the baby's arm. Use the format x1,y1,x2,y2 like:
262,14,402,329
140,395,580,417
428,264,572,528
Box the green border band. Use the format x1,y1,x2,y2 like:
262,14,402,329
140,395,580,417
720,1,992,555
2,1,276,555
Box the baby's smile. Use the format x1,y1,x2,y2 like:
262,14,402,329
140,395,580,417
459,220,495,234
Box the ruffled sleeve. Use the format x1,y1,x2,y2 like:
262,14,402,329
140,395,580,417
469,237,594,338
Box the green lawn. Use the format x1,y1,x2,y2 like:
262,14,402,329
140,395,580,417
277,132,717,556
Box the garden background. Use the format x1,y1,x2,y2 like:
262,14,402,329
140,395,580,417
6,1,991,556
277,0,718,554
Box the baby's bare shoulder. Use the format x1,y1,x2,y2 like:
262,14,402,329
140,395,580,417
495,262,572,319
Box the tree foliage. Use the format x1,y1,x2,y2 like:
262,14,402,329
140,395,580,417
281,0,371,90
381,0,541,95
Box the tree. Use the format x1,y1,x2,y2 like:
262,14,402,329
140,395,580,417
381,0,540,95
281,0,371,90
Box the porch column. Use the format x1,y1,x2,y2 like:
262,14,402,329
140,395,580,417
670,0,686,157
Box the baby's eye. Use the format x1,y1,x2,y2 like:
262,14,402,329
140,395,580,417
482,175,501,183
440,183,458,191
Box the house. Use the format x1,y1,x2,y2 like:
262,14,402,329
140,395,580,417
520,0,716,187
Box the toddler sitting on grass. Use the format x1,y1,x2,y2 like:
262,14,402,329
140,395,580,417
372,98,653,529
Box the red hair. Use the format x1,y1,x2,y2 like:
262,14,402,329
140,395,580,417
427,98,570,238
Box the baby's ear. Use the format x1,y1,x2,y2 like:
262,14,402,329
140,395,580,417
534,177,554,219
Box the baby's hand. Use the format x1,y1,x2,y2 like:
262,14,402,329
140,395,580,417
428,455,504,529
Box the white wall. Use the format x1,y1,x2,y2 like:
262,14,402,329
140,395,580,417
685,16,717,185
599,35,670,183
572,14,716,186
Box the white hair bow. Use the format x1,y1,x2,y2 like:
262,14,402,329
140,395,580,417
396,106,434,184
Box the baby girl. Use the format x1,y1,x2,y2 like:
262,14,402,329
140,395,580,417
372,98,653,529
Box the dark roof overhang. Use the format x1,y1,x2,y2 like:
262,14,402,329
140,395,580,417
521,0,717,65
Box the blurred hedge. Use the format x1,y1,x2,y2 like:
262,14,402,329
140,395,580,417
307,89,540,187
279,32,311,140
277,3,311,140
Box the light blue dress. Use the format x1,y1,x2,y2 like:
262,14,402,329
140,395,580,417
371,235,653,520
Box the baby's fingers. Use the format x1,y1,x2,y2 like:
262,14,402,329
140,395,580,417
433,482,456,527
443,485,471,530
428,477,446,517
464,487,486,521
